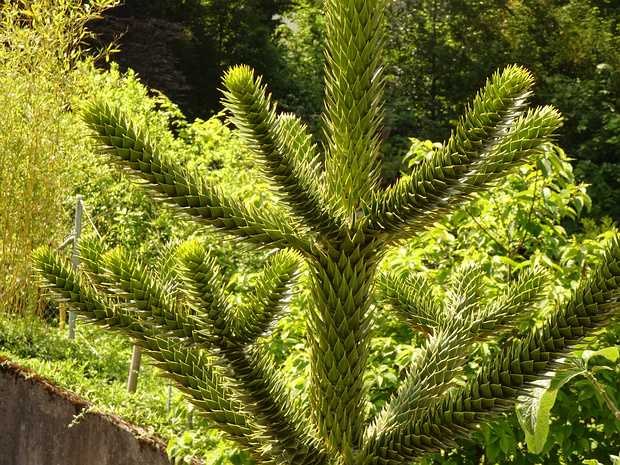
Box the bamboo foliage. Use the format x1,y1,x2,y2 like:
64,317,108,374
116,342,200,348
0,0,117,314
32,0,620,464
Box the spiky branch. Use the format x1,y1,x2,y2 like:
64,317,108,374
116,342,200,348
83,102,313,253
360,239,620,463
366,68,562,236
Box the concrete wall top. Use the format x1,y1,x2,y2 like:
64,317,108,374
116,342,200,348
0,355,203,465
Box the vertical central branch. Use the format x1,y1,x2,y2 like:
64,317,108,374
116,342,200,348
323,0,387,217
307,234,381,464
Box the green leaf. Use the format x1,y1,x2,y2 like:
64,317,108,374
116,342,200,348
516,380,551,454
499,435,513,455
486,439,501,462
516,361,583,454
582,346,620,365
515,347,619,455
494,255,521,269
538,157,553,178
383,372,398,384
574,195,584,216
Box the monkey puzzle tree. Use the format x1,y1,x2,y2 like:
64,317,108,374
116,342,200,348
33,0,620,463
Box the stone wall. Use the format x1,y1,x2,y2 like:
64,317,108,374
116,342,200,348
0,356,189,465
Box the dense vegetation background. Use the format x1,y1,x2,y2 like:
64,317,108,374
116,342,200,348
90,0,620,201
1,0,619,464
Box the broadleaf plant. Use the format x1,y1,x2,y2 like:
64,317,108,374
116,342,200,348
516,346,620,454
33,0,620,463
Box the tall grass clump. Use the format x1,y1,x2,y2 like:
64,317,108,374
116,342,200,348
0,0,116,315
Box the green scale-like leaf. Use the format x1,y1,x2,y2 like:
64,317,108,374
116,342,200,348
103,249,208,342
474,267,548,339
220,344,327,465
367,66,562,236
77,234,109,286
34,241,326,465
33,247,262,451
323,0,386,218
359,237,620,464
367,264,550,449
233,249,303,344
377,272,443,334
222,66,338,238
174,239,234,344
138,335,260,451
175,240,327,465
306,234,383,460
378,265,546,340
83,101,312,252
33,247,120,327
365,322,472,445
445,264,485,317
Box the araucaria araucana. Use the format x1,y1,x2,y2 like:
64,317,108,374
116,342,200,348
33,0,620,464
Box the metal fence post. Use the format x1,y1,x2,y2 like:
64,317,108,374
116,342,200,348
68,195,83,339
